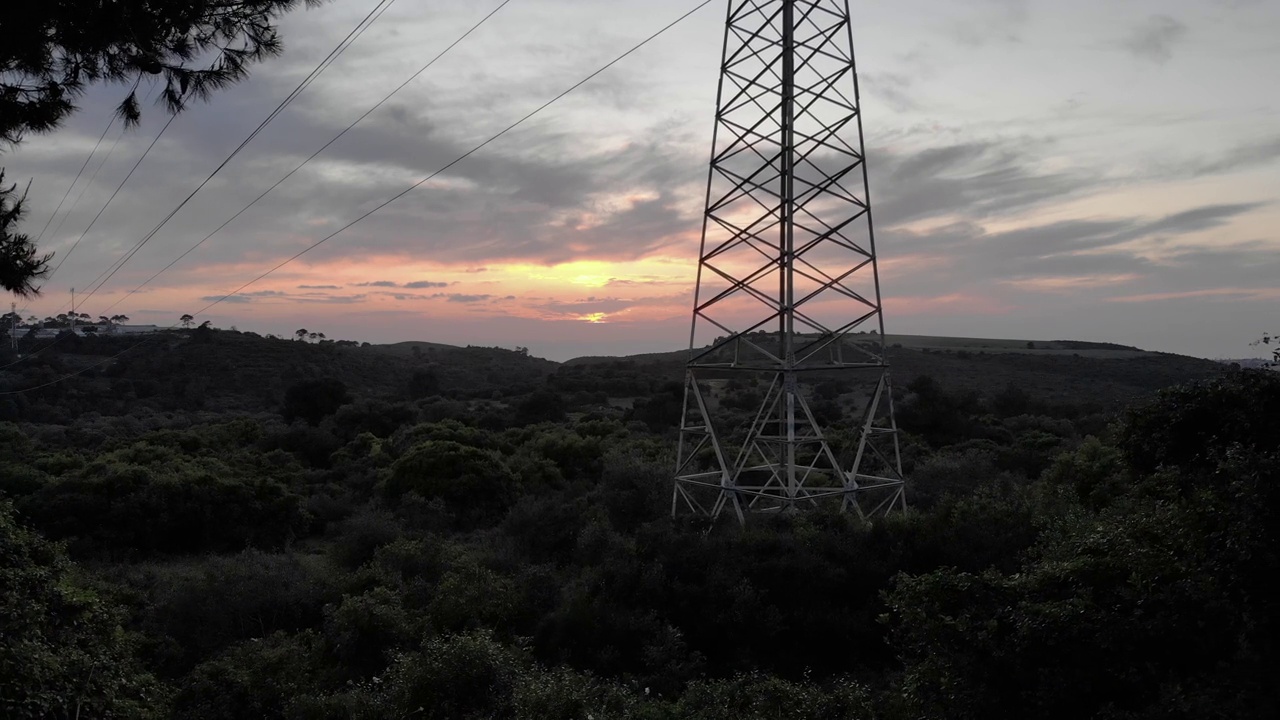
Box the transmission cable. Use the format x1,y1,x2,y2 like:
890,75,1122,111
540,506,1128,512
0,0,714,395
3,0,399,368
15,81,145,321
47,113,180,288
74,0,401,311
201,0,713,314
30,110,121,246
41,125,127,279
102,0,515,316
14,115,127,324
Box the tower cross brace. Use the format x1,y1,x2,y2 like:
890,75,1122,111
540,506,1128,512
674,0,905,524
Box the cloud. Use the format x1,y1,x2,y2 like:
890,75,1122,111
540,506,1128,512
878,200,1271,303
200,290,369,305
353,280,450,289
861,73,919,113
1181,136,1280,178
947,0,1031,46
533,296,633,316
873,140,1099,226
1121,15,1189,64
1108,287,1280,304
293,294,368,304
5,0,1274,361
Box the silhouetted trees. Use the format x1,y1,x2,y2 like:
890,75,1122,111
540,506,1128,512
282,378,351,426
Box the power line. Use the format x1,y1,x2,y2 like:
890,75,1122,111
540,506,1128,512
103,0,515,316
47,113,180,288
40,125,127,278
31,112,120,246
74,0,402,311
4,0,401,368
9,110,178,343
197,0,714,315
15,83,146,321
14,119,128,324
0,0,715,396
18,81,184,326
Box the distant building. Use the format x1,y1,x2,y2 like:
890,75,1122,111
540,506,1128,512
109,324,162,335
6,323,163,340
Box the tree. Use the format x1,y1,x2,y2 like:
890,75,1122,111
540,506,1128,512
1,501,163,717
1,0,324,296
109,314,129,324
180,314,194,328
386,440,519,527
282,378,350,426
0,173,52,296
295,329,308,342
408,368,440,399
514,388,567,425
886,371,1280,720
1253,332,1278,369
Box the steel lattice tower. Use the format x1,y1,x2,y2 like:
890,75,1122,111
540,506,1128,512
674,0,905,524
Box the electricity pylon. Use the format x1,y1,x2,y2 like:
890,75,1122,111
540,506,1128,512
674,0,905,524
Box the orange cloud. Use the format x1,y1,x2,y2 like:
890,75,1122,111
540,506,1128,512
1003,274,1144,292
1108,287,1280,303
886,292,1013,316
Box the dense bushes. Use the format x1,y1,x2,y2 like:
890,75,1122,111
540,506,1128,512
1,501,163,719
2,322,1274,720
18,460,309,556
386,440,518,525
884,371,1280,720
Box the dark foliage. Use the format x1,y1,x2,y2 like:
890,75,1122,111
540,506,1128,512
282,378,351,426
0,173,52,296
1,501,162,718
1,327,1271,718
1119,369,1280,475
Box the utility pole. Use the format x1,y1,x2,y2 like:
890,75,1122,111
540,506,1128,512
674,0,905,524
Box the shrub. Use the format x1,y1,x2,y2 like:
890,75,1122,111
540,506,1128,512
386,441,517,526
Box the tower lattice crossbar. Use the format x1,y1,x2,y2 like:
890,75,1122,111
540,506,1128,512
674,0,905,524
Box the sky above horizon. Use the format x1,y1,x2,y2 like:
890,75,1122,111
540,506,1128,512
5,0,1278,361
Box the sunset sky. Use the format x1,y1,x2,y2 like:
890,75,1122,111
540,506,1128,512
6,0,1278,361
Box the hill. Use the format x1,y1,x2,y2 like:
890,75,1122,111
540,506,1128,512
0,329,1225,422
372,340,464,356
561,333,1225,410
0,329,558,420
